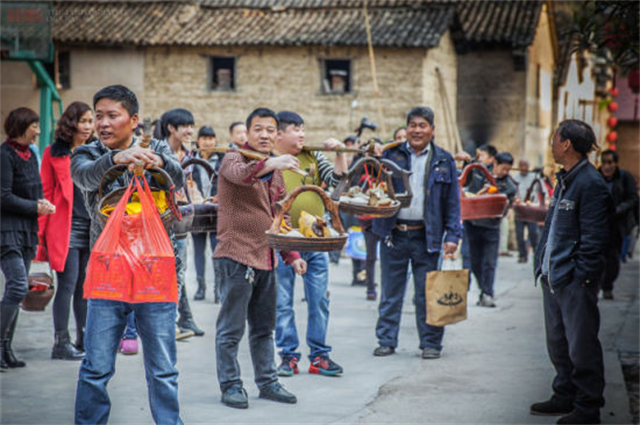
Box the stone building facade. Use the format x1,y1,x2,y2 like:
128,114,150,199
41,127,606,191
1,0,460,150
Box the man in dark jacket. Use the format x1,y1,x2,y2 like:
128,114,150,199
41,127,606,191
72,85,185,425
371,106,461,360
598,149,639,299
530,119,613,425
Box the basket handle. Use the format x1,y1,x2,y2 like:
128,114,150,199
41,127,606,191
269,185,345,236
330,156,397,202
379,158,412,200
99,165,175,199
524,177,545,204
458,163,497,189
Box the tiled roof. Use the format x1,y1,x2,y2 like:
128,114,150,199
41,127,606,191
453,0,543,48
53,1,454,48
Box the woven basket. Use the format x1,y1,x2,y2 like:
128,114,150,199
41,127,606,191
181,158,218,234
459,163,508,221
266,185,347,252
21,272,55,312
513,178,548,224
331,157,403,218
96,165,180,234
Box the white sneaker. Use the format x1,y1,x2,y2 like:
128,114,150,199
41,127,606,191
477,294,496,308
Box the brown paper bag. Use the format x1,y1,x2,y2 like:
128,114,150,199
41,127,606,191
426,267,469,327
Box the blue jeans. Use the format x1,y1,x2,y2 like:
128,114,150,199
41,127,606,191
276,251,331,360
465,222,500,297
75,299,182,425
123,311,137,339
376,229,444,351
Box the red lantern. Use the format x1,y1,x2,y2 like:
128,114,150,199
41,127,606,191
610,87,619,97
608,102,619,112
607,116,618,127
609,144,617,151
606,131,618,143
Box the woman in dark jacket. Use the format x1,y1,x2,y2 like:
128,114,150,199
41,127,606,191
36,102,94,359
0,108,55,369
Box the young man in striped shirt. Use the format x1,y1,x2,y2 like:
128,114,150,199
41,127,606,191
273,111,347,377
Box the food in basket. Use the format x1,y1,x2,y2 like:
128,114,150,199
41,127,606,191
101,191,169,216
278,212,340,238
339,183,395,207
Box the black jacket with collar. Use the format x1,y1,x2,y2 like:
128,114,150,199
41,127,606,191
599,167,639,237
534,158,614,291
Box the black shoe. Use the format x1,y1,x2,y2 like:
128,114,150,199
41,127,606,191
421,347,441,359
52,331,85,360
259,382,297,404
602,290,614,300
530,399,573,416
194,287,205,301
221,386,248,409
556,410,600,424
373,346,395,356
177,318,204,336
194,277,206,301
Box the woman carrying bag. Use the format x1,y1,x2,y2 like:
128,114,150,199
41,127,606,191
36,102,95,360
1,108,55,370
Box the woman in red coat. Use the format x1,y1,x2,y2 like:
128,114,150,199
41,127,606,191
36,102,94,360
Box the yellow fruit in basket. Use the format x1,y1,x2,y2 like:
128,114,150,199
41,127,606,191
100,190,169,216
298,211,330,238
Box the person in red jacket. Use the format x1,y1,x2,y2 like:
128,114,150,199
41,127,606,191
37,101,95,360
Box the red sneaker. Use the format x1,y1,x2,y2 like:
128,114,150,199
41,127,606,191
309,356,343,376
277,356,299,377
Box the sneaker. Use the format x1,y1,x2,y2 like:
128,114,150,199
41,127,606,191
556,410,600,424
277,356,299,377
259,382,297,404
120,338,138,355
221,386,248,409
373,345,395,356
175,326,195,341
530,399,573,416
309,356,343,376
477,293,496,308
518,256,527,263
421,347,441,359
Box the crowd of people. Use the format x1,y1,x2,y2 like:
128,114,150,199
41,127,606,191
1,83,638,425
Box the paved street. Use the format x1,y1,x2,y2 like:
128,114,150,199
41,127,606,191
1,240,637,424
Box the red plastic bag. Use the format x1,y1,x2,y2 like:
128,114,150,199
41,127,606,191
84,176,178,303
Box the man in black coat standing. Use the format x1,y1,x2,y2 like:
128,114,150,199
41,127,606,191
598,149,639,299
530,120,613,425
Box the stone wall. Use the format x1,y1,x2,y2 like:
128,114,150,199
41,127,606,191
423,30,459,154
456,49,527,156
143,45,427,145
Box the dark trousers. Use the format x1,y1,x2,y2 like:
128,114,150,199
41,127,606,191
376,229,444,351
0,246,33,306
214,258,277,392
515,219,539,260
601,232,622,292
191,232,217,281
541,278,605,416
464,222,500,297
53,248,89,333
361,222,379,294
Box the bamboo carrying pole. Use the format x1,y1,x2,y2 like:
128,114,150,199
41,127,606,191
196,147,309,177
363,0,387,137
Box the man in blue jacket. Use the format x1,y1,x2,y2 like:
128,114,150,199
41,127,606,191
530,120,613,425
372,106,461,360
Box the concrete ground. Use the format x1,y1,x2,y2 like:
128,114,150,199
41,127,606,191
1,239,637,425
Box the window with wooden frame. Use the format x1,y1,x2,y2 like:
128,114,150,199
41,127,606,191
209,56,236,91
321,59,352,94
